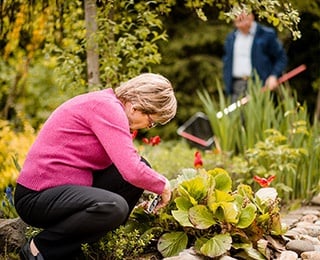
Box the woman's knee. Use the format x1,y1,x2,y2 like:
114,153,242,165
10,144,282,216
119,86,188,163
86,194,129,229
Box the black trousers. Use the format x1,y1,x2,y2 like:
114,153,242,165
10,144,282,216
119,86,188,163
14,162,145,260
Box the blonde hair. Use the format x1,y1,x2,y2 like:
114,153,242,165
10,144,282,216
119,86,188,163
115,73,177,125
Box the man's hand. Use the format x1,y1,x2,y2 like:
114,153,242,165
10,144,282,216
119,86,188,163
265,75,279,91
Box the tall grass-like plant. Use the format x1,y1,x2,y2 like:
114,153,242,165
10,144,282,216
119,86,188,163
198,78,282,154
238,79,281,151
198,81,320,203
197,80,242,153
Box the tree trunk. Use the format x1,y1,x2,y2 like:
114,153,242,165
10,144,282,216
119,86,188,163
84,0,101,89
315,87,320,123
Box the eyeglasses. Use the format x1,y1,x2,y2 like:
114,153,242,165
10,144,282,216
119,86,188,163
147,114,158,129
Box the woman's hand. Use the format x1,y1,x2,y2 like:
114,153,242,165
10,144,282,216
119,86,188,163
155,178,171,212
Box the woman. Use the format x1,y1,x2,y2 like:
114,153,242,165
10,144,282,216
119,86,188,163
14,73,177,260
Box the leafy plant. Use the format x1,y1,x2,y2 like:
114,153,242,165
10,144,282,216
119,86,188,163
81,225,155,260
127,168,285,259
245,126,320,203
0,186,18,219
198,79,320,204
0,118,35,191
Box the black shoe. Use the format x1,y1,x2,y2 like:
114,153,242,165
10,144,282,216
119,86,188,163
19,240,45,260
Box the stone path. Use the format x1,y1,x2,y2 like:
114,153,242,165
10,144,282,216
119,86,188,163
278,204,320,259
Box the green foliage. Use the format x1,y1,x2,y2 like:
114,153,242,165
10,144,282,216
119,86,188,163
245,126,320,203
135,140,199,180
0,186,17,219
183,0,301,39
128,168,284,259
0,0,88,127
198,77,288,153
0,119,35,190
96,1,172,89
199,83,320,203
81,225,155,260
0,0,306,132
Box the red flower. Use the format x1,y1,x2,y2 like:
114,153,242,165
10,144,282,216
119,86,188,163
142,137,149,144
150,136,161,146
131,130,138,139
141,136,161,146
194,151,203,168
253,175,276,187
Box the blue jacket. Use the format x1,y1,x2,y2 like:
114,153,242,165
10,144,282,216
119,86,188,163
223,23,288,95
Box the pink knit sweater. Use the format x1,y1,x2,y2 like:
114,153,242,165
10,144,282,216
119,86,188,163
17,89,166,194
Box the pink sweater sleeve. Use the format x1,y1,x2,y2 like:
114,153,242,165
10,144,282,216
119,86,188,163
86,95,166,194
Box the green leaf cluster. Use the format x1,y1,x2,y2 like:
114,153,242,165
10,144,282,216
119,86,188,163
128,168,285,259
81,225,155,260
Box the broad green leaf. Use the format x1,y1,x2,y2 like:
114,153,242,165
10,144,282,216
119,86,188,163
177,185,198,206
171,209,193,227
244,246,266,260
232,242,252,250
210,170,232,192
207,200,219,213
175,196,193,210
179,175,208,202
215,189,234,202
207,189,217,205
237,184,254,200
219,201,239,223
194,237,208,252
233,194,244,208
158,232,188,257
207,168,229,178
176,168,197,184
189,205,216,229
257,213,270,223
200,233,232,258
237,203,257,228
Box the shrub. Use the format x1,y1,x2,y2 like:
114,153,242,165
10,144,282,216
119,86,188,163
126,168,285,259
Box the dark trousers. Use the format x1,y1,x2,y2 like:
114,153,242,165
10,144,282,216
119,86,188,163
231,79,248,103
14,163,145,260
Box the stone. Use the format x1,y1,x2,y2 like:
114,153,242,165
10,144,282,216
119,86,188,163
300,234,320,245
301,251,320,259
278,250,298,260
284,227,308,238
294,222,320,237
219,256,238,260
311,194,320,206
281,217,299,227
301,214,318,223
163,247,205,260
0,218,27,253
286,240,315,256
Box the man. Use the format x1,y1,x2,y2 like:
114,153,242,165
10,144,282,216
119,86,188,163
223,12,288,103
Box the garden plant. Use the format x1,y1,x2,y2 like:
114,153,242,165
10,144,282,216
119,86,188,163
81,167,284,259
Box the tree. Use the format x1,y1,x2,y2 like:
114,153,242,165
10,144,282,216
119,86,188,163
85,0,101,88
0,0,304,128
